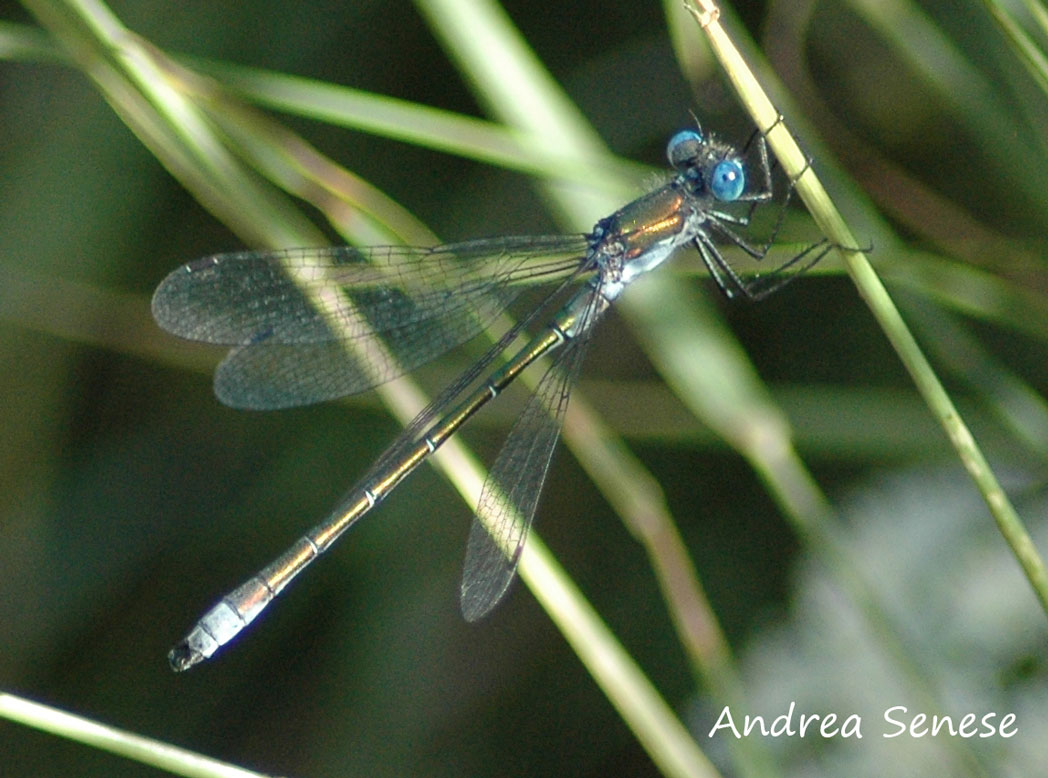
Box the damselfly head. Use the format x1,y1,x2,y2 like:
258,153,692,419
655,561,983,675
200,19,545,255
668,127,748,203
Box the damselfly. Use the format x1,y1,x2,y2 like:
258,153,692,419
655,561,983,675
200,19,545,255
154,124,827,670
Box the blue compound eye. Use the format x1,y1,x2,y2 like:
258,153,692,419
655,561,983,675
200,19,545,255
666,129,703,169
711,159,745,201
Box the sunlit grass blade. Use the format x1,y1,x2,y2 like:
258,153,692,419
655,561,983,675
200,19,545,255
683,0,1048,616
0,693,270,778
192,56,649,199
414,0,783,775
164,60,440,248
177,44,732,766
15,1,728,776
982,0,1048,97
898,301,1048,458
13,0,625,771
848,0,1048,202
17,1,324,250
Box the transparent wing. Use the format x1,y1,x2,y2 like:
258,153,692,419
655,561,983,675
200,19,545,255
152,236,589,409
459,304,598,621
